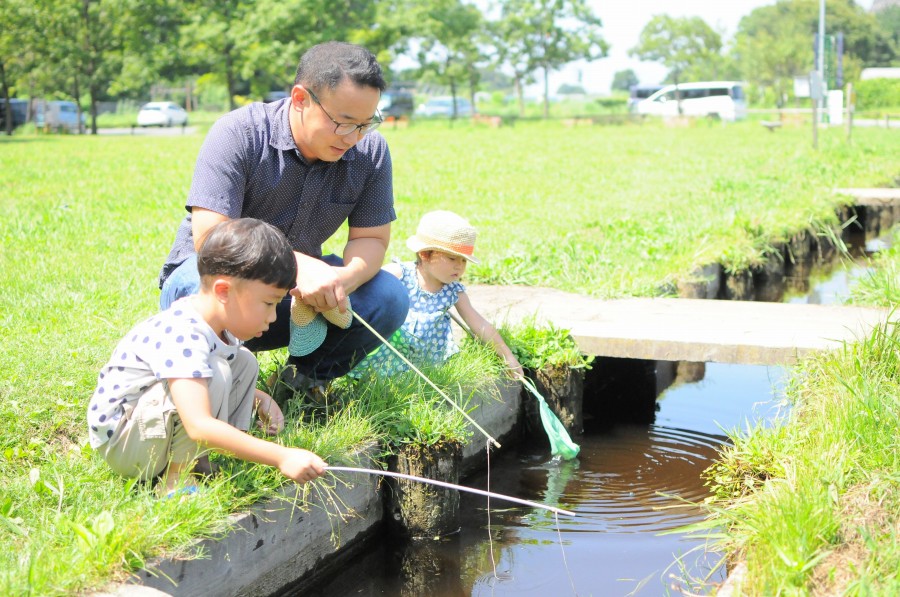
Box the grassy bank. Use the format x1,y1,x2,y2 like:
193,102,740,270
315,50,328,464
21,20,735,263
1,119,898,594
697,231,900,595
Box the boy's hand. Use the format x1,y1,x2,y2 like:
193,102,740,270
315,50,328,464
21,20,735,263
254,390,284,436
278,448,327,484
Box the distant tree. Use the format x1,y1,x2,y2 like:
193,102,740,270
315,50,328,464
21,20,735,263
630,15,723,113
733,0,897,105
557,83,586,95
401,0,485,118
611,69,639,92
875,6,900,55
496,0,608,118
0,0,34,135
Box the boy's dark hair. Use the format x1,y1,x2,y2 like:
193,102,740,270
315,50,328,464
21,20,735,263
294,41,386,93
197,219,296,290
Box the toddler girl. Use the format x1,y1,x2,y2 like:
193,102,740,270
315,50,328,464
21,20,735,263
353,210,523,379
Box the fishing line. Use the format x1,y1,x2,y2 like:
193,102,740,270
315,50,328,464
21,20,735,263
325,466,575,517
347,310,577,591
485,437,500,580
349,308,501,449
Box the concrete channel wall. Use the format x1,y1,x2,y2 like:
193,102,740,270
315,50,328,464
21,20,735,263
96,380,522,597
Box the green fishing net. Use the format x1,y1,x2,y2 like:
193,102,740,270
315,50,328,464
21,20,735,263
522,378,580,460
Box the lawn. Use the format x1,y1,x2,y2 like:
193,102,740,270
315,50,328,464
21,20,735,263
0,118,897,594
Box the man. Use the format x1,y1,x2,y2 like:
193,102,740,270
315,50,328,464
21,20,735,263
158,41,408,403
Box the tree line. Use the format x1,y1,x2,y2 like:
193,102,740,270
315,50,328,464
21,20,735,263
1,0,897,135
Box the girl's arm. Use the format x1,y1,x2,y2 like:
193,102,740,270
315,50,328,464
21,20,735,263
382,261,403,279
454,292,524,379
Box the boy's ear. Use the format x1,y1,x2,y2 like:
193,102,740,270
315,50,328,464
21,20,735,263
212,277,233,303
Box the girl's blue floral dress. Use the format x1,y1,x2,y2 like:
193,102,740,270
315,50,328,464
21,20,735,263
352,261,464,377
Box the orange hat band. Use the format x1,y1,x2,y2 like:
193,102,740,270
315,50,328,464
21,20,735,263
415,234,475,256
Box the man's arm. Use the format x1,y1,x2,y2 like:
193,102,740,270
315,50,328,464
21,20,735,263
293,223,390,312
191,208,230,252
340,223,391,294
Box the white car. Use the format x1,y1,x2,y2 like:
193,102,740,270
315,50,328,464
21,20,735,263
137,101,189,127
635,81,747,122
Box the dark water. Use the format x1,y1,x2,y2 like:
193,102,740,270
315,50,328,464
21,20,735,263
304,363,789,597
301,258,870,597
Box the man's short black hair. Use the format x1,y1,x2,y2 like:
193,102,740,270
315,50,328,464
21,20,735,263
294,41,386,93
197,219,296,290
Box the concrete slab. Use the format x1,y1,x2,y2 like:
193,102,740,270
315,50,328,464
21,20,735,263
100,377,522,596
465,285,891,365
133,450,383,597
834,188,900,205
461,379,521,475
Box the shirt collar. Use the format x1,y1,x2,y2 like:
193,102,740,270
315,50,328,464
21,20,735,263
269,98,357,163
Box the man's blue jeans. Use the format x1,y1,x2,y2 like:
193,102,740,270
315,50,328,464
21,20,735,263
159,254,409,381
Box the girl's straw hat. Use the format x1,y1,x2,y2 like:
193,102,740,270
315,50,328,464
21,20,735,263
406,210,479,263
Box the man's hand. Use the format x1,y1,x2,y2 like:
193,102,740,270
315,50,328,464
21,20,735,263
292,254,348,312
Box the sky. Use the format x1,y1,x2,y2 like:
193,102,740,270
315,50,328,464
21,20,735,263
527,0,876,95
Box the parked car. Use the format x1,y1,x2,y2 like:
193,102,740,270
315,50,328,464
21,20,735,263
378,89,415,119
415,96,473,118
635,81,747,121
35,100,85,133
137,101,189,127
0,98,28,131
627,85,664,113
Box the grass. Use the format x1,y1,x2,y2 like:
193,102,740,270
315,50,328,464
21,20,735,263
1,117,898,594
698,321,900,595
499,318,593,371
692,235,900,595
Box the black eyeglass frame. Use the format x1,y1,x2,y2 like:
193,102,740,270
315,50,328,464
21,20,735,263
306,88,383,136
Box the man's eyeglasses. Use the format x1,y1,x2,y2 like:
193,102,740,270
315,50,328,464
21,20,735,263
307,89,382,136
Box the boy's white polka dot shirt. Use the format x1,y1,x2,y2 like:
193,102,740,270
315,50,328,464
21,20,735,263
87,298,239,448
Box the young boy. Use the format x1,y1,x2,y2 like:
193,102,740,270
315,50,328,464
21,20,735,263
88,218,326,497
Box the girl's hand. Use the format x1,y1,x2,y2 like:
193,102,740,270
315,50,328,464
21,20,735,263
255,390,285,435
507,357,525,381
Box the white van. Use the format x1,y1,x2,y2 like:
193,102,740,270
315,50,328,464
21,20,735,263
35,100,85,132
635,81,747,121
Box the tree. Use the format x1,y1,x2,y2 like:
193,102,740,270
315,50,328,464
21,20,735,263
557,83,585,95
611,69,639,93
400,0,486,118
629,15,723,113
496,0,608,118
733,0,897,105
0,0,36,135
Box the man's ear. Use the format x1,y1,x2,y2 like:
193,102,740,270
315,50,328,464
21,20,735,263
290,85,309,111
212,278,233,303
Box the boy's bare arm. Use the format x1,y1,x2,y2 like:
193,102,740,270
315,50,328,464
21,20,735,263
169,378,326,483
454,293,524,380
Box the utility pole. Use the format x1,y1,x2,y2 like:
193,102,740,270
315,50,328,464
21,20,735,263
813,0,826,149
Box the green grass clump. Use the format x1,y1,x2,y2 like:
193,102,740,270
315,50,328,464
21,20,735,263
699,322,900,595
847,228,900,308
343,340,506,451
499,319,593,371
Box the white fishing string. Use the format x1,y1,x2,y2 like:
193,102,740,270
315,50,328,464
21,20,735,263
555,510,579,596
485,437,499,580
325,466,576,516
349,309,500,448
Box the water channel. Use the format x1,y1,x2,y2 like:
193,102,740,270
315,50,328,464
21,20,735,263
296,251,875,597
